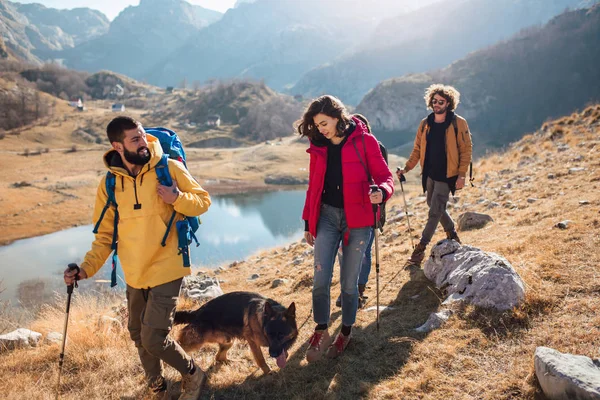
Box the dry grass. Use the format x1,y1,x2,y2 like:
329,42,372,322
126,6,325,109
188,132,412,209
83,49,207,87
1,105,599,399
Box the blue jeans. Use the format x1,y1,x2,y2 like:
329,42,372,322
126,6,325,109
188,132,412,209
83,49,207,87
313,204,371,327
338,228,374,286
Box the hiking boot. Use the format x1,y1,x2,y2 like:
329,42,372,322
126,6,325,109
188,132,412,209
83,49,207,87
326,332,352,359
408,243,427,266
306,329,331,363
446,230,461,244
178,366,205,400
148,376,167,399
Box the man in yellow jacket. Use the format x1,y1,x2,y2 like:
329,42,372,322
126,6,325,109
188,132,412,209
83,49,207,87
64,116,211,399
397,84,472,266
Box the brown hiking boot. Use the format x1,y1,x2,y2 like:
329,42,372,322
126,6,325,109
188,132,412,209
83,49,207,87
147,376,167,399
326,332,352,359
178,366,205,400
446,230,461,244
306,329,331,363
408,243,427,266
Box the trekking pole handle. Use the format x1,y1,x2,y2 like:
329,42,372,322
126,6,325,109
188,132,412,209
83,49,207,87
396,167,407,183
369,185,380,213
66,263,80,294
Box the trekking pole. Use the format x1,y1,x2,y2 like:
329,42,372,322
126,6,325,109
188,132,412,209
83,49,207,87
369,185,381,332
396,168,415,249
56,263,80,400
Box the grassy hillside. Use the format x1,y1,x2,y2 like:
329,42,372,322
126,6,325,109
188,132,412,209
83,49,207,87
1,104,598,399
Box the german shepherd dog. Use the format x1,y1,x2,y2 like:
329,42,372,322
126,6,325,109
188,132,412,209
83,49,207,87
173,291,298,375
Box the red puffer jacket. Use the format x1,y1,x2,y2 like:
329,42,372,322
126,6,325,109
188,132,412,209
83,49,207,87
302,116,394,240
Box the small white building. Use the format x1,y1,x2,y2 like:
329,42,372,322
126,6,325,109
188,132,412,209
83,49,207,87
111,103,125,112
206,115,221,127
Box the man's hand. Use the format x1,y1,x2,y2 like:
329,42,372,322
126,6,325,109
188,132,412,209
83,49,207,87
304,231,315,247
396,168,406,181
157,181,180,204
456,177,466,190
64,266,87,285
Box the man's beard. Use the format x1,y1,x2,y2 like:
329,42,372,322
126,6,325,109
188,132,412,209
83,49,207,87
434,106,447,115
123,146,151,166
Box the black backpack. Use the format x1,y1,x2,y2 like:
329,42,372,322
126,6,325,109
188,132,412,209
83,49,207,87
353,114,389,231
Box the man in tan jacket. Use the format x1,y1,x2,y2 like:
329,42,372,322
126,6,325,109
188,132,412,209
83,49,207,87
397,84,472,265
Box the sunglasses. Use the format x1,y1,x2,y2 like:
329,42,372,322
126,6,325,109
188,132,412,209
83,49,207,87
432,99,446,105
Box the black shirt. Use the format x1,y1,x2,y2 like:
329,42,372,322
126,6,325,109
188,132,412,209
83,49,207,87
424,120,448,182
321,121,355,208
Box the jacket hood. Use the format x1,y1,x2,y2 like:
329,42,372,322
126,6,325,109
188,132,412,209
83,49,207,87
102,135,164,176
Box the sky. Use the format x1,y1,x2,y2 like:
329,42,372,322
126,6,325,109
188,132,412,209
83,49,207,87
12,0,238,20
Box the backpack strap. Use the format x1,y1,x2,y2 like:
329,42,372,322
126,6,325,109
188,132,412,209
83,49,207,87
92,172,120,287
155,155,178,247
155,155,173,186
452,116,474,187
352,134,373,184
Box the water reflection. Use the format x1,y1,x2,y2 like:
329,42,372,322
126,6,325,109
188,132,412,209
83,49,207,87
0,190,306,306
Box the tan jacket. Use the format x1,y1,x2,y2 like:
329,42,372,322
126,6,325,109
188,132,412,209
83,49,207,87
404,114,473,178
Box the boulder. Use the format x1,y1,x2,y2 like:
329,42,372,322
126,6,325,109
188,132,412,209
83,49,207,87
457,212,494,231
0,328,42,351
44,332,63,345
271,279,288,288
534,347,600,400
182,275,224,301
423,240,525,311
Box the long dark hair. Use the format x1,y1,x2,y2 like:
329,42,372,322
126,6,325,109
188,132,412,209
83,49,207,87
295,95,351,140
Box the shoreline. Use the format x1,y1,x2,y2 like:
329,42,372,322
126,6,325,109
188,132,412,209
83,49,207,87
0,184,307,247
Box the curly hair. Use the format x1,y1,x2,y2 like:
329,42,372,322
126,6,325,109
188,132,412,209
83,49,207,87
295,95,352,140
424,84,460,112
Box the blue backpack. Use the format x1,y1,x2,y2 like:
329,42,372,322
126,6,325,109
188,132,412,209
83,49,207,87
93,127,200,287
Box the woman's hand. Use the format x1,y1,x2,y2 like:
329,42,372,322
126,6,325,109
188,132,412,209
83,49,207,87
369,189,383,204
304,231,315,247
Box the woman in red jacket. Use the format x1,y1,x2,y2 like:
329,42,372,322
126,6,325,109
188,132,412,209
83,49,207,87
297,95,394,361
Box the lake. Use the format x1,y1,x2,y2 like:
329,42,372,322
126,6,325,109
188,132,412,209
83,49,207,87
0,190,306,307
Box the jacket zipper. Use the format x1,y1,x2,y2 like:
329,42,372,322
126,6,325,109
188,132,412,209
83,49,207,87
133,178,142,210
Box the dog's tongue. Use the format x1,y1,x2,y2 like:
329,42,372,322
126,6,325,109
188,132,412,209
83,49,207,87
276,349,288,369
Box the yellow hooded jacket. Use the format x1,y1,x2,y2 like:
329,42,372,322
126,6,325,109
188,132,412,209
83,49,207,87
80,135,211,289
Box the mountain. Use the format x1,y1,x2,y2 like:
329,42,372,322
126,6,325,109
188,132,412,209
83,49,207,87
291,0,597,105
355,5,600,153
58,0,222,80
0,0,109,64
144,0,443,90
9,1,109,51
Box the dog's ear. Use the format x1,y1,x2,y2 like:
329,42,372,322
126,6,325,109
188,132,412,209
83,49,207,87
286,302,296,319
264,301,274,317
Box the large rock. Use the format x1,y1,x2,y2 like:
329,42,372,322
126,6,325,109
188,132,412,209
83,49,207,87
181,275,224,301
534,347,600,400
457,212,494,231
423,240,525,311
44,332,63,345
0,328,42,351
